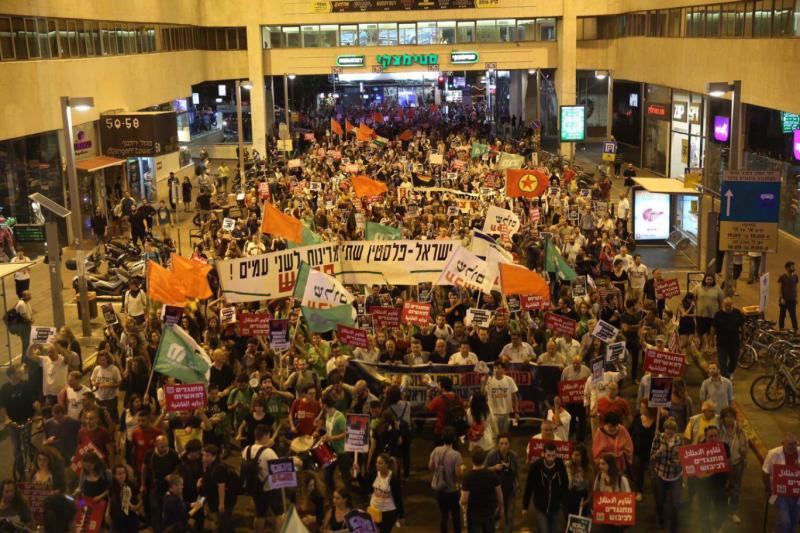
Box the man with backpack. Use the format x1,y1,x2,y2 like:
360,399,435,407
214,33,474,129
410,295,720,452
427,376,467,442
200,443,239,532
428,426,463,533
241,424,280,533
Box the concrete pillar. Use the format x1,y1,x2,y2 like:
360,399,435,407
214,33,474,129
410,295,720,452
246,24,267,155
556,0,577,158
508,70,527,124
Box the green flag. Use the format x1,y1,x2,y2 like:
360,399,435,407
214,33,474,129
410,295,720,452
365,221,402,241
301,305,356,333
496,152,525,171
545,239,578,281
374,136,389,146
287,222,324,249
153,325,213,384
470,142,489,159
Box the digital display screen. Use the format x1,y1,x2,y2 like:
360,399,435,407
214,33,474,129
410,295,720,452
560,105,586,142
633,190,671,240
713,116,730,142
781,112,800,134
680,195,698,238
629,93,639,108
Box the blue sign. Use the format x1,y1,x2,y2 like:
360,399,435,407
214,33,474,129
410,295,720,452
720,174,781,223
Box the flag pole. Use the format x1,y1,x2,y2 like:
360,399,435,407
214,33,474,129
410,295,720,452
144,327,167,404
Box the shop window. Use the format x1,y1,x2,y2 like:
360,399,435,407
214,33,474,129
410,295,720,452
667,9,682,36
263,26,281,49
437,21,455,44
706,5,721,36
302,25,320,47
358,23,379,46
417,22,436,44
340,25,357,46
537,18,556,40
457,21,475,43
497,19,515,41
753,0,773,36
282,26,299,48
476,20,497,42
772,0,794,35
398,23,416,44
577,17,598,40
319,25,337,47
378,23,397,45
516,19,536,41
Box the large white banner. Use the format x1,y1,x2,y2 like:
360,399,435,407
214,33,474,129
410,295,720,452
217,240,459,303
435,246,494,294
483,205,521,237
301,268,355,309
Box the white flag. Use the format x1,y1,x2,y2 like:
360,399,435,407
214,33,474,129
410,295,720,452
435,246,494,294
483,205,521,237
294,262,355,309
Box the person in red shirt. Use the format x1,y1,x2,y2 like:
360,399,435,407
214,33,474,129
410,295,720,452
289,384,321,437
596,381,630,427
426,376,465,438
131,408,165,474
77,408,115,465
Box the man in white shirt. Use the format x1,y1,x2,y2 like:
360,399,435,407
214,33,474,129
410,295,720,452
433,314,454,341
499,331,535,363
483,363,519,434
123,279,147,325
58,371,91,420
25,342,69,403
546,396,572,442
555,333,581,363
14,290,33,356
449,342,478,366
617,192,630,228
538,340,567,368
242,424,280,533
627,254,649,303
613,246,634,272
10,248,31,298
561,356,591,441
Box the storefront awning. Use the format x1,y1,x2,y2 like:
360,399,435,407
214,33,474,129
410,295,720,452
632,177,699,194
75,156,125,172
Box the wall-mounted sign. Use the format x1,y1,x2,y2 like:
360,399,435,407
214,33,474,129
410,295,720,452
559,105,587,142
450,51,479,64
100,112,178,158
713,115,730,142
794,130,800,160
337,55,365,67
328,0,479,12
376,53,438,70
781,112,800,134
646,103,669,119
688,103,701,125
629,93,639,108
72,126,95,158
672,101,687,122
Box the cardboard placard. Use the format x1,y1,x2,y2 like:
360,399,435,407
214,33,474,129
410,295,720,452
258,181,271,199
161,305,184,327
605,341,626,363
643,348,686,377
269,319,291,351
465,308,493,328
566,513,593,533
418,282,432,303
345,413,371,453
591,357,605,384
101,303,118,325
527,438,573,462
521,294,549,311
678,441,731,477
267,458,297,490
220,306,237,325
558,379,587,404
507,295,521,314
771,464,800,497
238,313,272,337
288,158,303,169
592,320,619,342
592,492,636,526
337,324,369,349
74,498,107,533
17,481,48,525
401,302,431,327
346,509,379,533
164,383,207,412
545,313,577,336
368,306,402,329
310,181,322,191
30,326,57,346
529,207,541,224
429,153,444,165
447,205,460,217
647,376,673,407
655,278,681,299
571,276,588,298
222,217,236,231
406,204,420,217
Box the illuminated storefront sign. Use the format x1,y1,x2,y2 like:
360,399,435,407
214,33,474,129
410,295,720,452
647,103,669,119
336,55,365,67
450,51,479,64
559,105,586,142
714,115,730,142
376,53,439,70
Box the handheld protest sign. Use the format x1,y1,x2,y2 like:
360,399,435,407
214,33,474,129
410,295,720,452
592,492,636,526
592,320,619,342
30,326,57,346
605,341,626,363
164,383,207,412
267,458,297,490
643,348,685,377
678,441,731,477
648,377,673,407
345,413,371,453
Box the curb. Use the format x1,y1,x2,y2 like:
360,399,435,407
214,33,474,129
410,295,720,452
690,349,769,463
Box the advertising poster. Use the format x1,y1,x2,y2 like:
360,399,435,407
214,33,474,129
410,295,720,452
545,313,577,336
648,377,673,407
679,441,731,477
345,413,371,453
337,325,370,349
643,349,685,377
267,458,297,489
558,379,587,404
164,383,207,412
592,492,636,526
633,190,671,241
269,319,291,351
771,464,800,497
238,313,272,336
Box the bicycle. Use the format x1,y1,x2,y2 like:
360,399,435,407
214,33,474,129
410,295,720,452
749,354,800,410
5,418,41,482
738,318,788,369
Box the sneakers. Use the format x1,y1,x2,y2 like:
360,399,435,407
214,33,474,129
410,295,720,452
731,514,741,524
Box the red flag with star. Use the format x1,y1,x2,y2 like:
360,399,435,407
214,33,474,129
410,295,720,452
505,169,549,198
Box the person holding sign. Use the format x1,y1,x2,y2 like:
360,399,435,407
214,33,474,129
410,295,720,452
762,433,799,533
694,426,731,533
650,417,685,533
592,453,632,531
368,453,404,533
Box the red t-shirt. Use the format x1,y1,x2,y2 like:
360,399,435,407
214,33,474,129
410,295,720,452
131,426,163,473
597,396,630,423
77,426,112,460
427,392,463,435
290,398,321,436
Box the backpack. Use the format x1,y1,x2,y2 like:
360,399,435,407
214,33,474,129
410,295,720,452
240,445,268,495
392,403,411,446
431,448,454,492
467,420,486,443
442,395,468,436
3,308,22,326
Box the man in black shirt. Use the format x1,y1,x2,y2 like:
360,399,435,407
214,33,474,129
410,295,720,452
461,448,505,532
0,365,39,480
196,188,212,212
129,206,149,246
209,349,235,397
778,260,798,331
145,435,180,533
469,327,500,363
620,299,643,381
201,444,237,532
712,297,745,378
445,291,468,327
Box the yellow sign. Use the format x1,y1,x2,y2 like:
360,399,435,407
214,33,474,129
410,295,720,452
684,172,700,189
719,221,778,252
310,0,331,13
475,0,501,6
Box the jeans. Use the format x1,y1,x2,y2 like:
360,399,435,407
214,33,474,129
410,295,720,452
467,515,495,533
533,509,560,533
748,255,761,282
779,299,798,330
492,414,510,435
436,490,461,533
775,495,800,533
652,476,681,533
716,342,739,378
324,451,353,496
727,461,745,513
378,509,398,533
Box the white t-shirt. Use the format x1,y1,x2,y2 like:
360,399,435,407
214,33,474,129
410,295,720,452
448,352,478,366
11,256,30,281
499,342,535,363
628,263,649,289
546,408,572,442
39,355,68,396
91,365,122,401
617,198,630,220
65,385,90,420
243,443,279,489
370,471,396,512
124,290,147,317
485,375,518,415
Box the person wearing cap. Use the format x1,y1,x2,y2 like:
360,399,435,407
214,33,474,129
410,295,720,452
699,362,733,413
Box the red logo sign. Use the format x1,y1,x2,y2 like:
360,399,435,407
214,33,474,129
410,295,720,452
647,103,668,118
402,302,431,326
593,492,636,526
164,383,207,412
368,306,402,329
526,438,573,463
771,464,800,497
558,379,587,404
337,325,369,349
655,278,681,300
678,441,731,477
238,312,272,336
545,312,577,336
643,348,686,377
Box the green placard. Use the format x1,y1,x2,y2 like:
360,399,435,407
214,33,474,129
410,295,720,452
450,51,479,64
560,105,587,142
336,55,365,68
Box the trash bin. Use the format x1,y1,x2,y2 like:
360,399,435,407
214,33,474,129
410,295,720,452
76,291,98,320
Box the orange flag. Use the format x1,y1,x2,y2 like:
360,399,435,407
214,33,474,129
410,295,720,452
498,263,550,297
345,119,354,135
147,260,186,306
397,129,413,142
372,111,384,124
261,202,303,244
351,175,388,197
356,123,374,142
330,118,343,137
171,253,213,300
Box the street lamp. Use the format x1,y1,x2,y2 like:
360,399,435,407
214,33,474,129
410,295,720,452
235,80,252,193
60,96,94,246
594,70,608,80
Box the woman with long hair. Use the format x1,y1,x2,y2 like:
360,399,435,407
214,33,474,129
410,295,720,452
107,463,141,533
466,391,494,452
145,329,160,363
368,454,404,533
29,447,65,492
0,479,32,527
77,452,110,503
628,400,657,501
592,453,631,532
321,488,352,533
565,445,592,518
122,355,150,400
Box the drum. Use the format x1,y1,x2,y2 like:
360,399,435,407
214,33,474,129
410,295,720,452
309,441,337,469
290,435,314,455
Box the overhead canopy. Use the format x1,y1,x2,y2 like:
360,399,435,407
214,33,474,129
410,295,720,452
0,262,35,280
632,177,700,194
75,156,125,172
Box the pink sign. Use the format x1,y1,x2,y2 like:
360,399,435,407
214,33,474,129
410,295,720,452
164,383,208,412
401,302,431,326
337,324,369,349
714,115,730,142
678,441,731,477
643,348,686,377
794,130,800,160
